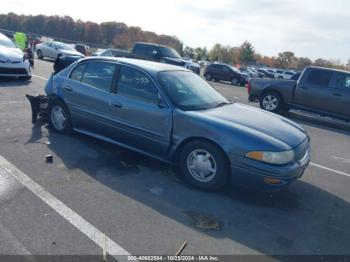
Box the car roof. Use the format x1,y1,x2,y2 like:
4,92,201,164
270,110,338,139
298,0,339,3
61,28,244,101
134,42,167,48
306,66,350,74
77,57,188,75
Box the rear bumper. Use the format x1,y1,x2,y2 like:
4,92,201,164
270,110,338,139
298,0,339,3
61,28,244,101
229,149,311,190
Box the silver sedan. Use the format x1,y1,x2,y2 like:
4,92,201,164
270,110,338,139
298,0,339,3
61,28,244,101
36,41,84,60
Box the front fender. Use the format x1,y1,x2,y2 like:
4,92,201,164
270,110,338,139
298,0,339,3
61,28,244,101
169,109,288,162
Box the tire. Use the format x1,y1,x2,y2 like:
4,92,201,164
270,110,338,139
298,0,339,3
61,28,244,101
260,91,283,113
179,140,229,191
49,100,72,134
37,50,43,59
205,73,212,81
231,77,238,86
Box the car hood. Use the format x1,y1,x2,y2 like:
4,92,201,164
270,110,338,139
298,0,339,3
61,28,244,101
198,103,307,148
61,49,84,57
0,46,24,61
163,57,200,68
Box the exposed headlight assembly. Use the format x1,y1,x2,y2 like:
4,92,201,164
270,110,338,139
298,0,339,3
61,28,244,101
245,150,294,165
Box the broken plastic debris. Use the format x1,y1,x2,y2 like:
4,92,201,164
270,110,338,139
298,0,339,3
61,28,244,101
184,211,222,231
45,155,53,163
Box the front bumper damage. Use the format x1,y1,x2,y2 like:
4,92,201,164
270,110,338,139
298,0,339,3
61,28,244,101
26,73,55,124
26,94,54,124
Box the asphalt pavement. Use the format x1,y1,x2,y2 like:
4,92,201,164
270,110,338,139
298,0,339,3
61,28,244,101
0,58,350,260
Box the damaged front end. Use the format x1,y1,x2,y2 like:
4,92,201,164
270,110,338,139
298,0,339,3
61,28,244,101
26,94,54,124
26,73,56,124
26,55,81,125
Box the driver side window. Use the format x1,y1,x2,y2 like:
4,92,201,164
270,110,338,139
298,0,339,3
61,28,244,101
116,66,160,104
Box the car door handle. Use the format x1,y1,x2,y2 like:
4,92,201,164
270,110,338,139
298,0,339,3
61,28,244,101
63,86,73,92
299,86,309,90
111,101,123,108
333,93,342,97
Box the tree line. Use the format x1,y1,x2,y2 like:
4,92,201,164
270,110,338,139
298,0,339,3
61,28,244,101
0,13,183,52
1,13,349,71
183,42,350,71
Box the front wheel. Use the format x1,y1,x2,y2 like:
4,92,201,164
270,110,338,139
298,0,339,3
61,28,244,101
260,91,283,113
205,73,212,81
179,140,229,191
49,100,72,134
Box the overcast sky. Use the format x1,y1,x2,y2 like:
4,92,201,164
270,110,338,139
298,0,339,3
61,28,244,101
2,0,350,61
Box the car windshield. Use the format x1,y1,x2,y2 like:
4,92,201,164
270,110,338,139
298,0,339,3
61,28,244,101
228,65,240,73
56,43,75,51
159,47,181,58
157,71,229,111
0,38,16,48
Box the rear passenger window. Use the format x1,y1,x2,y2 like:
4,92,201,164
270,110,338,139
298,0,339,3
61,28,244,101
144,46,159,58
306,70,333,87
81,62,116,92
117,66,159,104
336,74,350,90
133,45,145,55
70,63,86,82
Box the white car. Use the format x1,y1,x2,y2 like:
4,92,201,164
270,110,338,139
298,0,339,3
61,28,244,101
274,69,285,79
0,33,31,80
283,71,295,80
36,41,84,60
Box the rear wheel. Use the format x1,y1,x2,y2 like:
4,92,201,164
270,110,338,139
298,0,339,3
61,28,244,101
49,100,72,134
179,140,229,191
37,50,43,59
260,91,283,113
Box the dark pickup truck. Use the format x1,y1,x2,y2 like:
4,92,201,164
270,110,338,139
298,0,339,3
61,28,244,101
131,42,201,74
248,66,350,122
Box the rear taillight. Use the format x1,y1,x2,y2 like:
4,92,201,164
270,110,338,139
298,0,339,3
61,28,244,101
247,81,251,94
